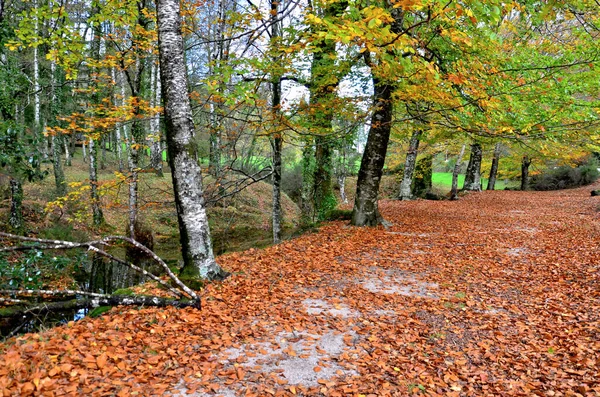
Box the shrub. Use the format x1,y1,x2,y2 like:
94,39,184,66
530,158,599,191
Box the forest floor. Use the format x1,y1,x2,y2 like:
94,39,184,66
2,184,600,396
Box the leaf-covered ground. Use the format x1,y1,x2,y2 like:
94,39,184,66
2,185,600,396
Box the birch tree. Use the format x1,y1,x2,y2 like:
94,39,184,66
156,0,229,280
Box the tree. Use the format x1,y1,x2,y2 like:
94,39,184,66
463,143,483,191
156,0,229,280
397,129,422,200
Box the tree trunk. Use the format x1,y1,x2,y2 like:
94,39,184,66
271,134,282,243
462,143,482,191
51,135,66,196
521,155,531,191
351,79,392,226
309,2,345,220
64,135,72,166
301,140,315,224
338,173,347,204
270,0,283,243
150,61,164,177
208,102,222,178
397,129,422,200
450,144,466,200
9,178,24,232
314,137,336,219
89,139,104,227
113,67,124,172
157,0,228,280
487,143,501,190
49,61,66,197
412,154,433,198
33,0,45,162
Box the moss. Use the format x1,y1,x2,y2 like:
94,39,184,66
323,209,353,221
0,305,25,317
113,288,135,296
177,275,204,291
88,306,112,318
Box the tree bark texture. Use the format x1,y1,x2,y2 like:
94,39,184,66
351,79,392,226
463,143,482,191
157,0,228,280
521,155,531,191
9,178,23,231
412,154,433,198
269,0,283,243
308,2,345,220
397,129,422,200
271,134,282,243
150,61,164,177
487,143,501,191
450,144,466,200
89,139,104,227
50,61,66,197
301,140,315,224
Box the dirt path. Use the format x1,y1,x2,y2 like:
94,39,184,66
2,186,600,396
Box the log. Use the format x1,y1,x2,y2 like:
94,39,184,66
0,295,199,318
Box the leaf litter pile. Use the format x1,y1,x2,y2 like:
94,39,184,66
2,185,600,396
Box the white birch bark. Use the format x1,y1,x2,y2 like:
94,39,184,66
450,144,466,200
150,60,163,176
397,129,422,200
111,67,124,171
156,0,228,280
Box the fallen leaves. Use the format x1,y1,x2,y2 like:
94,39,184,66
2,185,600,395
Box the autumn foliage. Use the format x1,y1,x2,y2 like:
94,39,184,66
1,184,600,396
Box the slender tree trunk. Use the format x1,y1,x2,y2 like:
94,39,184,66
157,0,228,280
412,154,433,198
338,174,347,204
314,137,335,219
64,136,71,166
82,139,87,163
397,129,422,200
33,0,45,162
100,136,107,170
462,143,482,191
270,0,283,243
49,61,66,197
51,136,66,196
150,61,163,176
450,144,466,200
9,178,24,232
487,143,501,190
89,139,104,227
271,134,282,243
208,102,221,178
521,155,531,191
351,79,392,226
113,67,124,172
301,140,315,224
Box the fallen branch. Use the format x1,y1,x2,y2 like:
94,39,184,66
0,295,199,319
0,232,195,300
0,233,201,316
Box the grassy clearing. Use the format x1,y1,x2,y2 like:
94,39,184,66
432,172,519,190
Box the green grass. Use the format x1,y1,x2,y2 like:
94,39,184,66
432,172,519,190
